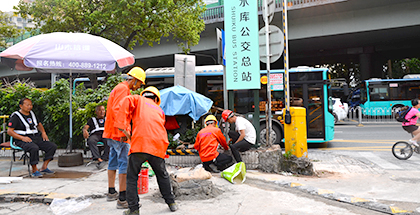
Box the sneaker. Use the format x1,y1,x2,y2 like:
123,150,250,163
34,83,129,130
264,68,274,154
31,171,43,178
96,162,106,170
168,203,178,212
106,192,118,201
409,139,419,147
123,209,139,215
117,199,129,209
40,168,55,174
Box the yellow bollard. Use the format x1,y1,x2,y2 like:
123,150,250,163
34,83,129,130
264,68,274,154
283,107,308,158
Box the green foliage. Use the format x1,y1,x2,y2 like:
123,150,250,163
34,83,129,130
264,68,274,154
15,0,206,51
0,73,124,149
389,58,420,79
0,11,23,49
167,124,202,149
167,133,179,149
179,125,201,144
283,143,296,159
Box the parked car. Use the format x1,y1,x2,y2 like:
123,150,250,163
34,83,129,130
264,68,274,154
332,98,349,123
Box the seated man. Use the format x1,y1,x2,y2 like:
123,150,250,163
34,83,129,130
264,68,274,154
83,105,109,169
194,115,232,173
7,98,57,177
222,110,256,163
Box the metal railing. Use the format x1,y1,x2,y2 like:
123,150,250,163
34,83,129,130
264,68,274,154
346,106,400,125
202,0,347,23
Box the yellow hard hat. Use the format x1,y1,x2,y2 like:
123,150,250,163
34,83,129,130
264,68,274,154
141,86,161,105
127,67,146,84
204,115,218,127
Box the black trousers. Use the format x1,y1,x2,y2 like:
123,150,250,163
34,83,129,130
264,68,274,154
228,131,253,162
126,152,175,211
203,153,232,171
87,132,109,161
14,133,57,165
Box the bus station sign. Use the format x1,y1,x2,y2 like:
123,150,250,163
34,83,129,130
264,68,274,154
224,0,261,90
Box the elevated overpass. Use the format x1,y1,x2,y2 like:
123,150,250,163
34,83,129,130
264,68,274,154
1,0,420,87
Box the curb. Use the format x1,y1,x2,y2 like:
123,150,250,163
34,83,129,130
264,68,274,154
246,174,418,215
0,191,105,205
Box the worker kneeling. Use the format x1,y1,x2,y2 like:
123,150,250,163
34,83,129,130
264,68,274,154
116,86,177,215
194,115,232,173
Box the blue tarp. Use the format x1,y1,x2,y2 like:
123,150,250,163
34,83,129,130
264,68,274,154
160,85,213,121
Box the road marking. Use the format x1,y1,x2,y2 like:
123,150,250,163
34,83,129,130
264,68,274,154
331,139,397,144
318,189,335,195
390,206,410,213
359,152,402,169
350,197,369,203
321,146,392,151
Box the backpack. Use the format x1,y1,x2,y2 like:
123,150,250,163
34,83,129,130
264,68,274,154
395,106,413,122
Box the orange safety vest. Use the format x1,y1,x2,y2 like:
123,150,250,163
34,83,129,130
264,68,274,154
115,94,169,158
194,126,228,162
103,81,130,141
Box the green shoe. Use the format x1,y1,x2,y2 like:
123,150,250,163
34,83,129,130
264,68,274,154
168,203,178,212
123,209,139,215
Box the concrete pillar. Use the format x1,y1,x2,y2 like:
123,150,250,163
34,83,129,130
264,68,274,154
359,53,372,80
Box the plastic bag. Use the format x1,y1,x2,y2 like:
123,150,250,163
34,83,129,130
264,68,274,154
172,165,212,183
48,198,91,215
221,162,246,184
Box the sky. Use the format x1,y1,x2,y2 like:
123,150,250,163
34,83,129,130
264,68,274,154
0,0,20,12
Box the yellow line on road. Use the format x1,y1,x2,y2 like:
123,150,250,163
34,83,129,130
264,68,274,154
331,140,398,144
321,147,391,151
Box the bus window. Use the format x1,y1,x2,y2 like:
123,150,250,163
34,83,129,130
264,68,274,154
369,85,388,101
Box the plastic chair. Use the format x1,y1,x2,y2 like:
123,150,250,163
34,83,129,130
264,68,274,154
9,136,31,177
84,140,105,167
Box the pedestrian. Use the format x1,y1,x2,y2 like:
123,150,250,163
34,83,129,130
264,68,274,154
82,105,109,169
222,110,256,162
102,67,146,209
7,98,57,177
194,115,232,173
115,86,178,215
402,98,420,147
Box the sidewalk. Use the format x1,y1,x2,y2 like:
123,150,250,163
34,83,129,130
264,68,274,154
0,150,419,215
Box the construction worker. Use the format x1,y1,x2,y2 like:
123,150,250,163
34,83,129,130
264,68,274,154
194,115,232,173
115,86,177,215
102,67,145,209
7,98,57,177
82,105,109,169
222,109,256,163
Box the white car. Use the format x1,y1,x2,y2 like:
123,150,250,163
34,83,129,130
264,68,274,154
332,98,348,123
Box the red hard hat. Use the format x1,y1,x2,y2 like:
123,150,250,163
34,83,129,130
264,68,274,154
222,110,233,121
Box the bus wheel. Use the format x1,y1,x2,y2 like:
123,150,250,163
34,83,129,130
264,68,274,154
259,123,282,147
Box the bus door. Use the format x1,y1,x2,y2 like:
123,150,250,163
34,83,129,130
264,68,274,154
290,72,326,140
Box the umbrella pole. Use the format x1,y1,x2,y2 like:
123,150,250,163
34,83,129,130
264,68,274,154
69,71,73,152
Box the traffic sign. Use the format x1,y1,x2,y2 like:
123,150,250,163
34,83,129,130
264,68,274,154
259,25,284,63
263,0,276,24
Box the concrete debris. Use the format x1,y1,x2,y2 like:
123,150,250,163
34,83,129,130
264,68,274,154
171,179,223,201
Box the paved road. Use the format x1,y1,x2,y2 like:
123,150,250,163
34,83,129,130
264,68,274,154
1,123,420,214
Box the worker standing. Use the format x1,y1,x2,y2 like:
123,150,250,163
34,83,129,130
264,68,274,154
194,115,232,173
102,67,146,209
115,86,177,215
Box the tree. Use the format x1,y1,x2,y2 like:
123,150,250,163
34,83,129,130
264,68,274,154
15,0,206,51
388,58,420,79
0,11,23,49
